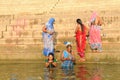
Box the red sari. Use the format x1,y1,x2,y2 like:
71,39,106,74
75,26,86,58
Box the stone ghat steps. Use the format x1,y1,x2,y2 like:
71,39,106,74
0,23,120,33
0,11,119,45
0,42,119,60
85,52,120,61
2,30,42,38
1,30,120,38
0,31,120,45
49,0,120,12
0,0,119,15
0,52,119,60
0,38,42,45
0,38,120,45
0,53,41,59
0,12,119,21
0,10,119,26
0,15,119,35
0,50,119,60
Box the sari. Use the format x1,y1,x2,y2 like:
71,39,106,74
75,26,86,58
89,12,102,52
42,18,55,56
61,50,74,75
61,50,74,70
89,25,102,52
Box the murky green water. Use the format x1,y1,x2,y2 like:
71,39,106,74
0,62,119,80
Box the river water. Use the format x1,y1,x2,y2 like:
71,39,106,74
0,62,119,80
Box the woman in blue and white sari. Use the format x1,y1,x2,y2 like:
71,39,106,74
42,18,55,56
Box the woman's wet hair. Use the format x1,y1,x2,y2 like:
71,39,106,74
66,44,72,48
48,53,54,60
77,19,82,25
76,18,84,32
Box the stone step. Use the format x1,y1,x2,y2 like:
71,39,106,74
102,34,120,38
0,25,7,32
0,31,2,38
2,30,42,38
102,30,120,33
0,52,42,59
2,30,120,39
0,37,120,45
32,31,42,38
0,38,42,45
2,31,73,39
85,52,120,61
3,31,20,38
30,24,42,30
102,28,120,31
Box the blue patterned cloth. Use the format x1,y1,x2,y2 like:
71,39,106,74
42,18,55,56
90,43,102,52
61,50,74,70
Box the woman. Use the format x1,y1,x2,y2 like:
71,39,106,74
42,18,55,56
89,12,102,52
75,19,87,62
61,42,75,70
45,53,57,68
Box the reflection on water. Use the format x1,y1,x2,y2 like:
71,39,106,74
44,68,56,80
0,62,120,80
77,65,91,80
76,65,102,80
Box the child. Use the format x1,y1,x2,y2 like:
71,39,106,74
45,53,57,68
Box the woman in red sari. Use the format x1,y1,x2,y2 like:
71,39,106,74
75,19,87,62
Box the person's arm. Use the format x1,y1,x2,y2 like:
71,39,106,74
61,53,65,61
71,52,76,62
51,61,57,67
75,25,79,34
61,53,70,61
45,60,57,67
42,25,54,35
45,62,50,67
95,15,102,26
42,26,47,33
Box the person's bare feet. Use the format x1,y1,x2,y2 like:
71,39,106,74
79,58,86,62
92,50,96,53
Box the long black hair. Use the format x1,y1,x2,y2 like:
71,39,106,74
48,53,55,61
76,19,84,32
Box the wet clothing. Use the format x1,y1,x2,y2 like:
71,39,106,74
45,59,57,68
61,50,74,70
75,26,86,58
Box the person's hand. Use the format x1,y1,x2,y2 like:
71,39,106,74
49,31,54,35
48,60,53,63
65,58,70,60
47,30,54,35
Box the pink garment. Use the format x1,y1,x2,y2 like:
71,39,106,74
89,25,101,44
90,12,98,22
